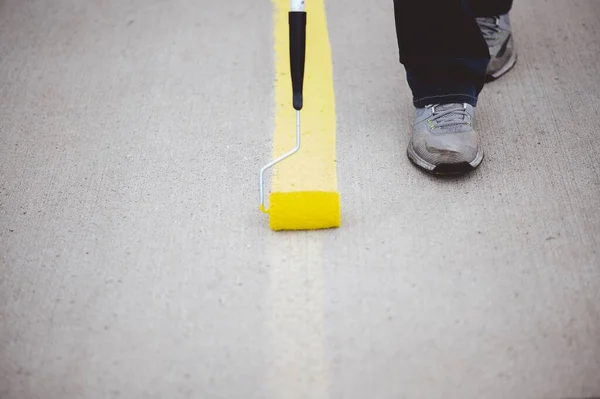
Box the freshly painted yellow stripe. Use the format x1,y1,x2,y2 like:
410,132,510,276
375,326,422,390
268,0,339,230
266,2,333,398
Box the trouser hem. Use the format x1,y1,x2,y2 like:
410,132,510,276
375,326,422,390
413,93,478,108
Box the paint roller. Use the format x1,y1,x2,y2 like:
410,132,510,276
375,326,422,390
259,0,341,231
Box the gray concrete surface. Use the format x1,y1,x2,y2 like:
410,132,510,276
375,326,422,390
1,0,599,398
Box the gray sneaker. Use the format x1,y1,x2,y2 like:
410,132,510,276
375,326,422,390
476,14,517,81
407,103,484,174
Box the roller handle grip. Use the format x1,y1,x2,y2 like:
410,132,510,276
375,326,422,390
289,11,306,111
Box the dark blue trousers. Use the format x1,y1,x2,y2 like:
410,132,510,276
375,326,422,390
393,0,514,107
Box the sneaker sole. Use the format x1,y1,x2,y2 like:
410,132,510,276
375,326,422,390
486,51,518,82
407,143,484,175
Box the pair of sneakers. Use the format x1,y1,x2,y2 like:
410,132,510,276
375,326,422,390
407,14,517,174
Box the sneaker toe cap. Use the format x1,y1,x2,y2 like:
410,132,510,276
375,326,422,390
411,132,479,165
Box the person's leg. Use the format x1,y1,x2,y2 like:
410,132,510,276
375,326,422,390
393,0,488,174
468,0,513,17
393,0,489,108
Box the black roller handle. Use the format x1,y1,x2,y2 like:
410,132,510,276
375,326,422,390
289,11,307,111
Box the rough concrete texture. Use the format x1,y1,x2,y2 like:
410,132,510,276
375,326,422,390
1,0,599,398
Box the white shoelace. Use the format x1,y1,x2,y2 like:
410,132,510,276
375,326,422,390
428,104,470,128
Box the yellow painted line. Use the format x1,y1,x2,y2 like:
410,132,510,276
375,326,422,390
267,0,339,231
266,1,333,397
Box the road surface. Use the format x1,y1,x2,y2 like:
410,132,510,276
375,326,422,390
1,0,599,398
